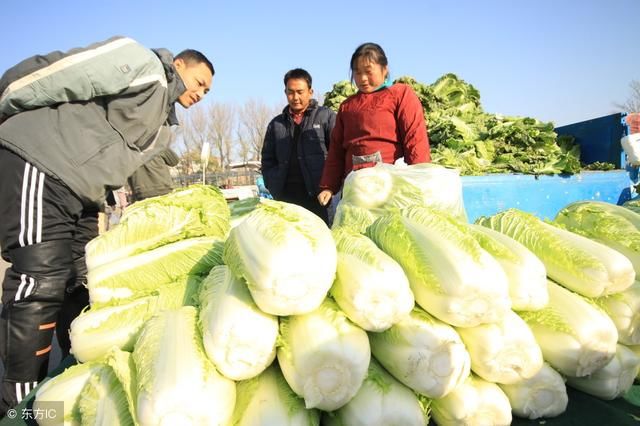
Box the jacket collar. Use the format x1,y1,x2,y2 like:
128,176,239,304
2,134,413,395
281,98,318,116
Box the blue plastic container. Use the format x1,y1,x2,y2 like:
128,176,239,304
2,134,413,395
462,171,632,222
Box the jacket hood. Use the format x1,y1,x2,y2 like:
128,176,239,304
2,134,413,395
153,49,186,103
152,48,184,126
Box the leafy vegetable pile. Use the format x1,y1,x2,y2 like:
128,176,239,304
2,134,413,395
324,74,591,175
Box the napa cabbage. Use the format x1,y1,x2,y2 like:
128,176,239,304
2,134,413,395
277,298,370,411
367,206,510,327
331,228,414,331
518,280,618,377
70,276,201,362
323,359,429,426
199,265,278,380
367,307,470,398
133,306,236,425
224,199,337,315
86,184,229,269
498,363,568,419
477,208,635,297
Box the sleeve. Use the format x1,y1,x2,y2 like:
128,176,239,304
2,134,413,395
161,148,180,167
324,109,337,151
260,120,279,195
396,85,431,164
318,109,346,194
0,36,166,120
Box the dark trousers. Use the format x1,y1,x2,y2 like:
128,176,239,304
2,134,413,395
280,184,329,225
0,149,96,415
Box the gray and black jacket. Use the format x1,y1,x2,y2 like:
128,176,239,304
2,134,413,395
0,36,186,206
127,147,180,201
261,100,336,199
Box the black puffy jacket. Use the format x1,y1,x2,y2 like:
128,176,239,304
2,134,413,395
261,100,336,199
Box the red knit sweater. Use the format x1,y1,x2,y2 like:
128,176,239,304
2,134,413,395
319,83,431,194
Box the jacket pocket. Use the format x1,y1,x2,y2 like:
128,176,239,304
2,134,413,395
70,132,122,168
55,102,126,167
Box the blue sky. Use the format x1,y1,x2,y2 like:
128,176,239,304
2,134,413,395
2,0,638,126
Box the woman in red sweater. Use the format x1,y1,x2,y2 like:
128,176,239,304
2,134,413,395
317,42,431,206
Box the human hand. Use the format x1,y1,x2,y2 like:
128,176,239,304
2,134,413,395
317,190,333,206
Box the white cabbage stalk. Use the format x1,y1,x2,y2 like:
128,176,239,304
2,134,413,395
86,184,229,270
133,306,236,425
456,309,543,384
341,163,467,221
87,237,223,305
368,307,470,398
499,362,568,419
518,280,618,377
232,363,320,426
555,200,640,275
468,223,548,310
77,350,136,425
431,375,512,426
199,265,278,380
331,228,414,331
342,166,394,210
323,359,429,426
594,281,640,345
567,344,640,400
70,277,200,362
477,209,635,297
367,206,511,327
33,362,103,426
277,298,370,411
224,199,337,315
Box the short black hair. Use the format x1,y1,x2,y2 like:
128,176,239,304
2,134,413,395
175,49,215,76
284,68,312,89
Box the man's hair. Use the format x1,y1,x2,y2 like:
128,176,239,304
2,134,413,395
175,49,215,76
284,68,312,89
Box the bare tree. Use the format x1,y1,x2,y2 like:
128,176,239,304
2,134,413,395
238,98,279,161
236,129,252,164
178,105,218,174
616,80,640,112
207,102,236,171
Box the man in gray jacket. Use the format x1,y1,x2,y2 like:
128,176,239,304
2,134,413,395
0,36,214,414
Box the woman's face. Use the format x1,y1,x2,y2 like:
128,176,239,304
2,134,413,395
353,57,388,94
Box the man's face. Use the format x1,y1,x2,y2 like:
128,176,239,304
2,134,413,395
285,78,313,114
174,58,213,108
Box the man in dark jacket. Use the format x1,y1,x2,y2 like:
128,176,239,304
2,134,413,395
128,147,181,201
261,68,336,224
0,36,214,414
